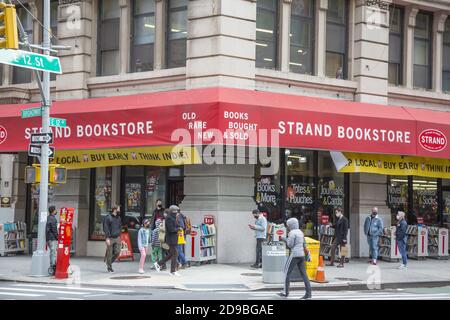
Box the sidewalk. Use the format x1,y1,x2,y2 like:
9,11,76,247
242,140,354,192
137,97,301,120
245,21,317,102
0,255,449,291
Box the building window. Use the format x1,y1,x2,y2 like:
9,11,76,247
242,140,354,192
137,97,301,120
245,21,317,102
290,0,314,74
12,6,33,84
90,167,113,240
131,0,155,72
325,0,348,79
413,12,432,89
50,0,58,81
412,177,438,226
97,0,120,76
443,19,450,92
256,0,279,69
388,6,403,86
166,0,187,69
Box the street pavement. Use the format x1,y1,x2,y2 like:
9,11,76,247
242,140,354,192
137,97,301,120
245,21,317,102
0,281,449,300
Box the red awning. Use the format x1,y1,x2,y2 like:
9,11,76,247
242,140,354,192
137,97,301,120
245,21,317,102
0,87,448,159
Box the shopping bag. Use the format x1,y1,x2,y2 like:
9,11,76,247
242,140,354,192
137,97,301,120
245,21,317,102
178,229,186,245
340,244,348,257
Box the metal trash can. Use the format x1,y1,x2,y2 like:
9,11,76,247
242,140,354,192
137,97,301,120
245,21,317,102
262,242,288,284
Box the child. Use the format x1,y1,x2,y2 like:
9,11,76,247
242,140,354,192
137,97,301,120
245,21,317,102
137,219,151,274
151,219,164,269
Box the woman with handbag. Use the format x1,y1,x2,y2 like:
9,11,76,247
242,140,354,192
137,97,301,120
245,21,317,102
278,218,312,300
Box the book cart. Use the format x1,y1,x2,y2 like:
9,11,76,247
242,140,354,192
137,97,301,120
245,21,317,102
185,223,217,265
406,225,428,260
426,227,449,260
0,222,27,256
378,226,401,262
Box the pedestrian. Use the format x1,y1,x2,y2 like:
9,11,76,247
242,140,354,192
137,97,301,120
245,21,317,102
150,199,165,231
154,205,180,276
151,219,164,268
364,207,384,265
103,205,122,273
327,207,349,268
396,211,408,270
46,206,58,276
137,219,151,274
248,209,267,269
176,210,189,269
278,218,312,299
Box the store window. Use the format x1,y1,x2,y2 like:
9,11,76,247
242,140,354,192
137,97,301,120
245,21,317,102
443,18,450,92
318,151,345,228
131,0,155,72
413,12,432,89
97,0,120,76
166,0,187,69
255,163,282,223
90,167,113,240
387,176,409,226
388,6,403,86
443,179,450,230
285,150,314,229
290,0,314,74
325,0,348,79
12,6,33,84
412,176,438,226
256,0,279,69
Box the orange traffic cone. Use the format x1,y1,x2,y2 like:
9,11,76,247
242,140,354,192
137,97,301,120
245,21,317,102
311,255,328,283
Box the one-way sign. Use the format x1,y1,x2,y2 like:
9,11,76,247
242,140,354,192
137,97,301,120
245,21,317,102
30,132,53,144
28,144,55,159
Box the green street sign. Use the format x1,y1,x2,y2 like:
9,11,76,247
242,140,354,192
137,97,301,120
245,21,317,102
21,107,42,118
0,48,62,74
49,117,67,128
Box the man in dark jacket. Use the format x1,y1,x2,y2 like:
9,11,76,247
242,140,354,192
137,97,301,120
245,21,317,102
327,207,349,268
46,206,58,275
396,211,408,269
103,206,122,273
150,199,165,231
154,205,180,276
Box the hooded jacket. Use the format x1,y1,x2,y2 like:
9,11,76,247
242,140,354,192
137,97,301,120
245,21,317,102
280,218,305,258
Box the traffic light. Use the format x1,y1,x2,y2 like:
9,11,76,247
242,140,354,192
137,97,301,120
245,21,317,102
0,3,19,49
25,166,41,184
50,167,67,184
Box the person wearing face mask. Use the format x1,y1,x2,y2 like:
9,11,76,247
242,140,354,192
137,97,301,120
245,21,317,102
327,207,349,268
150,199,165,231
103,205,122,273
248,209,267,269
396,211,408,270
364,207,384,265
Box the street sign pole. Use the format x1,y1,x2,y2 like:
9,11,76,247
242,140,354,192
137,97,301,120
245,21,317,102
30,0,51,277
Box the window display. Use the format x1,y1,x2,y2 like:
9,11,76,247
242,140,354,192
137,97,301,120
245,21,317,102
387,176,409,226
413,176,438,226
254,170,282,222
90,167,112,240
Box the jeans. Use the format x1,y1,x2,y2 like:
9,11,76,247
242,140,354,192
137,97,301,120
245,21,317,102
255,238,264,265
48,240,58,267
283,256,312,297
367,236,379,260
177,244,187,265
397,238,408,266
106,237,121,268
151,246,163,263
138,247,148,271
159,244,178,273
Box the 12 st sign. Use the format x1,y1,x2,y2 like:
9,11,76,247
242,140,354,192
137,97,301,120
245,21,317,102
28,144,55,159
0,49,62,74
30,133,53,144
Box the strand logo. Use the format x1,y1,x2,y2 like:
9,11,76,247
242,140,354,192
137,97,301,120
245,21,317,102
0,126,7,145
419,129,447,152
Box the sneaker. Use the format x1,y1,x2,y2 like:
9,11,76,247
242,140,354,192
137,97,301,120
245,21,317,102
107,267,114,273
138,269,144,274
181,264,187,270
277,292,288,298
337,263,344,268
398,264,407,270
170,272,181,277
250,264,259,269
368,259,373,263
154,262,161,272
300,295,312,300
372,260,377,265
